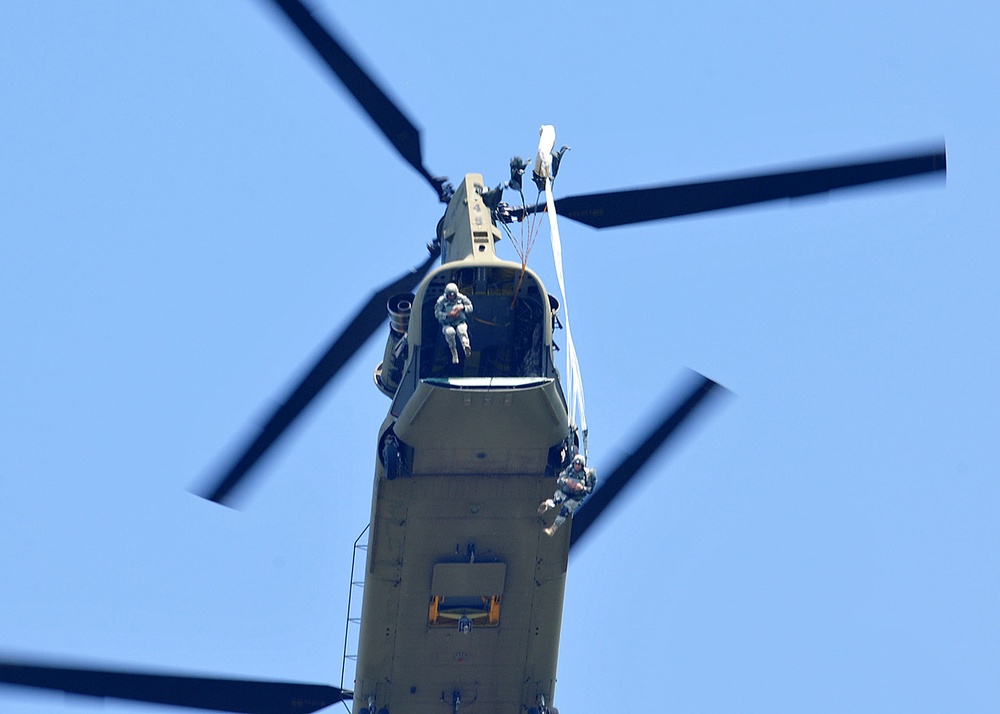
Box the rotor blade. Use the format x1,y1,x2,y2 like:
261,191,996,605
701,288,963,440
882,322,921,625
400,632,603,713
0,660,348,714
535,144,946,228
267,0,448,201
569,372,728,551
201,248,439,505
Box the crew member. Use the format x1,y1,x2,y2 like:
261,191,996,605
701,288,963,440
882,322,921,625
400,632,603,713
538,454,596,536
434,282,474,364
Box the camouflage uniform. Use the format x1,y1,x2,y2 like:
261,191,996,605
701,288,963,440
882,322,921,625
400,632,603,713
538,456,596,536
434,283,474,363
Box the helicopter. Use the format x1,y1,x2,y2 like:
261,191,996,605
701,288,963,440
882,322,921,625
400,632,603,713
0,1,949,713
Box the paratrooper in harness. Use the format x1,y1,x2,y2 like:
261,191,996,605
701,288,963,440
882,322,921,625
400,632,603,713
434,282,474,364
538,453,596,536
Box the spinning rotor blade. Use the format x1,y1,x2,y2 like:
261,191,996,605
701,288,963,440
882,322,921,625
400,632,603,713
268,0,448,201
537,145,946,228
0,660,347,713
569,372,728,550
201,248,439,505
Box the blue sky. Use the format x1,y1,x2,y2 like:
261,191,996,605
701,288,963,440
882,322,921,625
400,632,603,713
1,1,997,712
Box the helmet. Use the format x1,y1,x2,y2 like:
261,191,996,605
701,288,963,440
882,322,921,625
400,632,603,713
571,454,586,467
445,282,459,299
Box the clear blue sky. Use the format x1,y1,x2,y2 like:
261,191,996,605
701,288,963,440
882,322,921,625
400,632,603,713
1,1,996,712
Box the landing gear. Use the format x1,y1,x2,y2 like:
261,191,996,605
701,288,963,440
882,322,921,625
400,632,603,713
380,432,404,480
528,694,559,714
384,444,400,481
358,694,388,714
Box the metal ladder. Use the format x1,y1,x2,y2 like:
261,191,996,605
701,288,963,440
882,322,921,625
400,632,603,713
341,523,369,693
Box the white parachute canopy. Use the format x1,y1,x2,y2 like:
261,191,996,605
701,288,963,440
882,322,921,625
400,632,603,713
536,125,588,446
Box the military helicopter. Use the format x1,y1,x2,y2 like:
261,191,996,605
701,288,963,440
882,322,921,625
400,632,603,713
0,2,946,713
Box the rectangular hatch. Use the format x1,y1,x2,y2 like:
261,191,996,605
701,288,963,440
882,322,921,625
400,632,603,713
428,562,506,628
